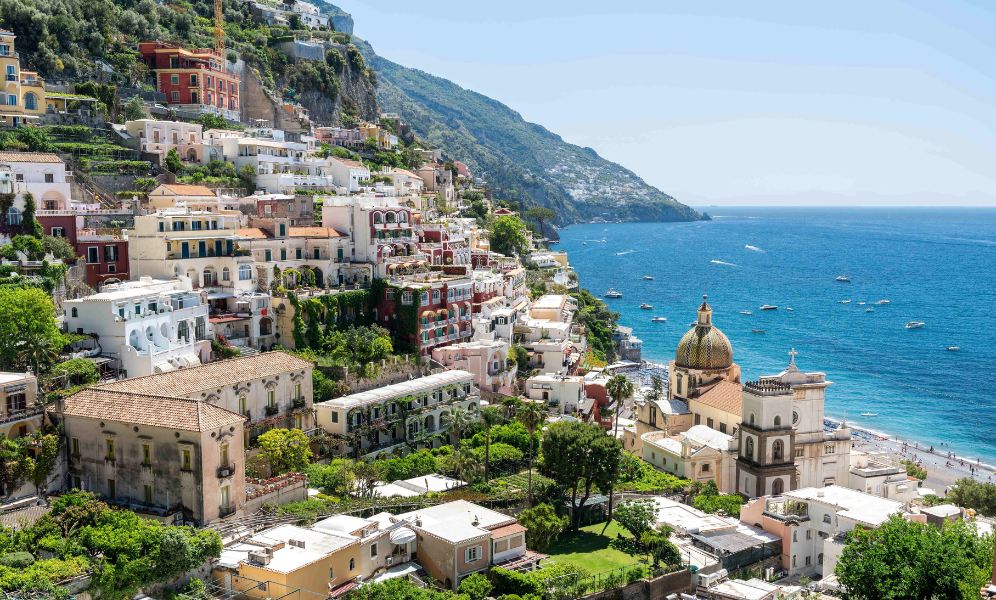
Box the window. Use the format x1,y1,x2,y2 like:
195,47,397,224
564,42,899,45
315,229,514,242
806,529,812,540
349,558,355,570
805,556,811,566
72,475,81,489
823,514,831,524
774,415,782,428
296,248,302,260
773,440,783,460
793,530,797,542
190,74,197,85
6,206,21,225
52,227,65,237
706,417,713,428
106,439,115,460
824,445,836,454
71,437,80,455
294,383,301,400
87,247,99,263
701,463,710,473
465,546,479,562
171,91,179,102
108,479,116,498
142,444,151,464
329,567,334,580
746,438,754,460
24,92,37,110
70,307,78,318
182,450,191,471
795,448,804,458
719,423,727,434
818,553,824,565
694,413,701,425
280,249,286,261
44,173,54,183
279,224,286,236
265,250,272,262
749,413,755,426
314,247,320,260
171,75,179,85
268,390,275,407
104,245,118,262
402,292,413,305
793,410,800,425
792,555,796,568
144,485,152,504
331,411,339,423
222,267,230,281
371,543,378,558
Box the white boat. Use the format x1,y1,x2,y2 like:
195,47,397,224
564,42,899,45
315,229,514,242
582,242,587,245
947,346,960,351
838,300,851,304
604,289,623,299
866,308,874,312
651,316,667,322
835,275,851,282
905,321,925,329
642,276,655,280
786,307,794,311
877,299,890,305
857,302,866,305
640,303,653,309
861,412,878,417
760,305,778,310
739,310,753,315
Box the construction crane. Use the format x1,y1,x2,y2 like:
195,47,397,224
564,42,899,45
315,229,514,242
214,0,225,52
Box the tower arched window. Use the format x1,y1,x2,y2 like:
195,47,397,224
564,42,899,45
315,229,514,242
772,478,784,496
749,412,755,426
774,415,782,428
773,440,783,461
746,438,754,460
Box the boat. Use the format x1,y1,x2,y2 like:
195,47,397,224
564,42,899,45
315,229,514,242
838,300,851,304
866,308,874,312
640,303,653,309
947,346,960,351
835,275,851,282
857,302,866,305
905,321,925,329
642,276,655,280
604,288,623,299
787,307,794,311
760,305,778,310
651,316,667,322
739,310,753,315
877,300,890,305
752,329,766,334
861,412,878,417
582,242,587,245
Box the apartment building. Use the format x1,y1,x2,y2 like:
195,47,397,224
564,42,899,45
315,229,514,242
322,195,424,277
848,450,917,503
124,119,204,163
0,30,35,127
315,127,366,149
314,512,418,583
0,152,73,218
524,374,586,414
139,42,240,121
431,339,517,395
91,351,314,446
393,500,530,591
740,486,906,578
238,224,353,289
206,135,335,193
63,277,210,377
0,372,44,501
376,274,474,356
54,387,245,524
314,370,478,458
418,221,471,267
147,183,238,213
326,158,370,192
128,207,251,290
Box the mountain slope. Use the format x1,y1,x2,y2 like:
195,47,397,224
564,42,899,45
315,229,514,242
353,39,699,225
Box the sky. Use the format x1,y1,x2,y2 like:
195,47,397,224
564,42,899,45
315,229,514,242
342,0,996,206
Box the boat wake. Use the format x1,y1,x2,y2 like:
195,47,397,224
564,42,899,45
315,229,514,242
745,245,765,252
615,250,636,256
711,260,738,267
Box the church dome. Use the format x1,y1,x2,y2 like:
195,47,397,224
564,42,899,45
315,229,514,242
675,296,733,369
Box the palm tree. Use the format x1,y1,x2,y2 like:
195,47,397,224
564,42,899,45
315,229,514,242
481,407,502,481
604,374,634,520
18,333,60,377
501,396,522,418
517,400,547,506
645,374,665,404
440,406,473,449
450,447,478,483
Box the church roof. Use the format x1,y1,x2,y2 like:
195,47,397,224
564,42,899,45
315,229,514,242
693,380,743,416
675,296,733,370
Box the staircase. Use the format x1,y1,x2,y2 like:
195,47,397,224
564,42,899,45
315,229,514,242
238,346,260,357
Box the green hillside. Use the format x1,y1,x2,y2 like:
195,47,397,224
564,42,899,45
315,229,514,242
353,39,700,225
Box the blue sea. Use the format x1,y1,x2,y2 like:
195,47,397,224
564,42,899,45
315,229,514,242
557,207,996,462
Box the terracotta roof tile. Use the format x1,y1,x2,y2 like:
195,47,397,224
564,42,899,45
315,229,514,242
57,388,245,431
237,227,271,239
488,523,527,538
161,184,216,197
332,158,365,169
93,352,313,398
0,152,64,164
289,226,344,238
694,380,743,416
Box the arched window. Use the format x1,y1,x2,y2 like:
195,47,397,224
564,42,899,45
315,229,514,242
746,438,754,460
373,212,383,224
774,415,782,428
24,93,37,111
239,264,252,280
773,440,783,460
71,307,78,318
222,267,230,281
203,268,214,286
6,207,21,226
177,321,190,342
260,318,273,335
772,478,784,496
749,412,755,426
385,212,396,223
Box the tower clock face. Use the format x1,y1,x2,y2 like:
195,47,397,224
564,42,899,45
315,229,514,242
792,411,800,426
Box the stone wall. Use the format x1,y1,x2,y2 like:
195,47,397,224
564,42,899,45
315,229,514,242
318,356,432,394
244,475,308,514
579,569,693,600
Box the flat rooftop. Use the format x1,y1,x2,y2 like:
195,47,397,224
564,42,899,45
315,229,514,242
784,485,904,527
316,370,473,409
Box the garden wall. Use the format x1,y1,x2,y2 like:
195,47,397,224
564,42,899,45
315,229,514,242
244,474,309,514
318,356,433,394
580,569,693,600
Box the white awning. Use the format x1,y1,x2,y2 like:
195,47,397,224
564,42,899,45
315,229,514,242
207,292,234,300
154,362,177,373
180,354,202,368
896,484,910,492
389,527,416,545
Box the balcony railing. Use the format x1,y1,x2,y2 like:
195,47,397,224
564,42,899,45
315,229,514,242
0,406,45,425
265,405,279,416
292,398,306,409
217,464,236,478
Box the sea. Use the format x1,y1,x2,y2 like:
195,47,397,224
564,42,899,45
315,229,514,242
556,207,996,462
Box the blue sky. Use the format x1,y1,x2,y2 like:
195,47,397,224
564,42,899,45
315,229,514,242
344,1,996,205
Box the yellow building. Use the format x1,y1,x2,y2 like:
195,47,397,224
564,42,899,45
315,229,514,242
0,29,36,127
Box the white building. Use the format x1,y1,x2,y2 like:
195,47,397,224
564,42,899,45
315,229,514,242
431,338,517,395
321,195,424,277
640,425,738,493
848,450,916,503
327,158,370,192
124,119,203,163
524,374,586,414
0,152,73,215
63,277,210,378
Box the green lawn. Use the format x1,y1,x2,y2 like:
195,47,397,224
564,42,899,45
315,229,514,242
545,520,645,574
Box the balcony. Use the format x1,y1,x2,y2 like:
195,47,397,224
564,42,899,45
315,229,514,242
217,464,236,478
292,398,306,409
0,406,45,426
265,405,279,417
219,505,236,518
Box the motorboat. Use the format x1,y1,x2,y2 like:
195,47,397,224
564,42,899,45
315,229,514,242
651,316,667,322
739,310,753,315
861,412,878,417
760,305,778,310
905,321,925,329
752,329,766,334
866,308,874,312
582,242,587,245
786,307,794,311
838,300,851,304
640,303,653,309
857,302,866,305
947,346,960,351
642,276,655,280
877,300,890,305
835,275,851,282
604,289,623,299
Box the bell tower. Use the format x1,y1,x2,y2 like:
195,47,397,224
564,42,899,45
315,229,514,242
737,380,796,497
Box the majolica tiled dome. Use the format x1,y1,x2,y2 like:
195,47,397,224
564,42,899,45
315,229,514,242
675,296,733,369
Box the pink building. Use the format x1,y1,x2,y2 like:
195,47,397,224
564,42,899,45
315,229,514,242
431,339,516,395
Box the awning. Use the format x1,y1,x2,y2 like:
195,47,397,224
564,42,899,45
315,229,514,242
435,309,448,316
180,354,202,368
389,527,416,544
387,264,398,272
154,362,177,373
464,301,472,310
328,581,358,598
421,310,434,318
207,292,234,300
